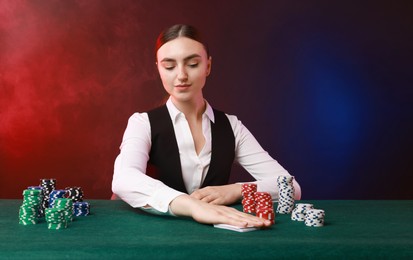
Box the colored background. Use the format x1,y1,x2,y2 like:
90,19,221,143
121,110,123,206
1,0,412,199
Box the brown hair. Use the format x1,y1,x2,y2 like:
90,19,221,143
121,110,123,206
155,24,210,58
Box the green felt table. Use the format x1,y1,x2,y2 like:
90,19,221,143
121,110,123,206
1,199,412,259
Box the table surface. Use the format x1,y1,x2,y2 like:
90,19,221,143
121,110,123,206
1,199,413,259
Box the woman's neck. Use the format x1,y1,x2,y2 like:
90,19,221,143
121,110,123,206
171,96,206,121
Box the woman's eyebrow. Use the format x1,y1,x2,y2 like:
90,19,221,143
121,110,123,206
183,54,201,61
160,54,201,63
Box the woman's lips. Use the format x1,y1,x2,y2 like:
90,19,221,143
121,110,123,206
175,84,191,90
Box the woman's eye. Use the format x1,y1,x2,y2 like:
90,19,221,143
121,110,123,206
164,66,175,70
188,63,198,68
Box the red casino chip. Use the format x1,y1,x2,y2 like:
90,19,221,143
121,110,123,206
256,208,275,225
253,192,271,200
241,183,257,192
242,198,255,205
243,206,257,212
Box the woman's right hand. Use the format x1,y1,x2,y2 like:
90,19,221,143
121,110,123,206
169,194,272,228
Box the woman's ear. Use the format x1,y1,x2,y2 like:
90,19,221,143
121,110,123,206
206,56,212,76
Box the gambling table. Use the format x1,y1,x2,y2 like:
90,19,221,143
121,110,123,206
1,200,412,259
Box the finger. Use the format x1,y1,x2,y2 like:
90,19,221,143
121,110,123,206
234,216,269,228
190,189,207,200
225,218,249,228
200,194,216,203
189,192,201,200
208,197,223,205
224,208,271,227
222,213,265,228
210,209,248,227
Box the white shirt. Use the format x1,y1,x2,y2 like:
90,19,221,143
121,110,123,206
112,98,301,213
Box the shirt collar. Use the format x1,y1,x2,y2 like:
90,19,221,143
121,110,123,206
166,97,215,124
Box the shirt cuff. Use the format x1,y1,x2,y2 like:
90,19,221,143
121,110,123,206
146,185,185,213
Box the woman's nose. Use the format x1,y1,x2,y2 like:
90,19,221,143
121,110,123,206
177,66,188,82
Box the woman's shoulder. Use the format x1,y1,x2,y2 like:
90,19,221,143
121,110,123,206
129,102,168,120
224,113,240,123
218,110,243,131
128,112,150,125
209,105,242,127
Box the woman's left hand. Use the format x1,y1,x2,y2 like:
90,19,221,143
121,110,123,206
190,184,242,205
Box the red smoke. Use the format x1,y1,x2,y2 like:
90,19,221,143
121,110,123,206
0,0,162,198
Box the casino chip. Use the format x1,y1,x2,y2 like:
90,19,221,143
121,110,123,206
254,192,275,224
27,186,45,217
45,208,67,230
240,180,326,229
74,202,90,216
241,183,275,225
291,203,314,221
39,179,56,214
304,209,325,227
290,203,326,227
18,178,91,230
65,187,84,202
276,175,295,214
241,183,257,214
256,208,275,224
54,198,74,223
18,189,43,225
49,190,67,208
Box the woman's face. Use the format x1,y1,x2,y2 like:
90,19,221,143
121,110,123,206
156,37,211,104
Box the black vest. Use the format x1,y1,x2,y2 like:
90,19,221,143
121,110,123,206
147,105,235,193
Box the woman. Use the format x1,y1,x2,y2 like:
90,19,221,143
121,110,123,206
112,24,301,228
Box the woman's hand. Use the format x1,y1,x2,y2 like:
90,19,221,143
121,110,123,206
169,194,271,228
189,184,242,205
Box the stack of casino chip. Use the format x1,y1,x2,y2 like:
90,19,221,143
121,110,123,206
254,192,275,224
241,183,257,213
48,189,67,208
304,209,325,227
65,186,84,202
39,179,56,211
54,198,74,222
74,202,90,216
276,175,295,214
45,208,67,230
27,186,45,217
291,203,314,221
19,189,43,225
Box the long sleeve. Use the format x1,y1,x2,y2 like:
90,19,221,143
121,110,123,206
227,115,302,200
111,113,184,213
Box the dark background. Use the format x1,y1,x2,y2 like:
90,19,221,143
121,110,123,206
1,0,412,199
